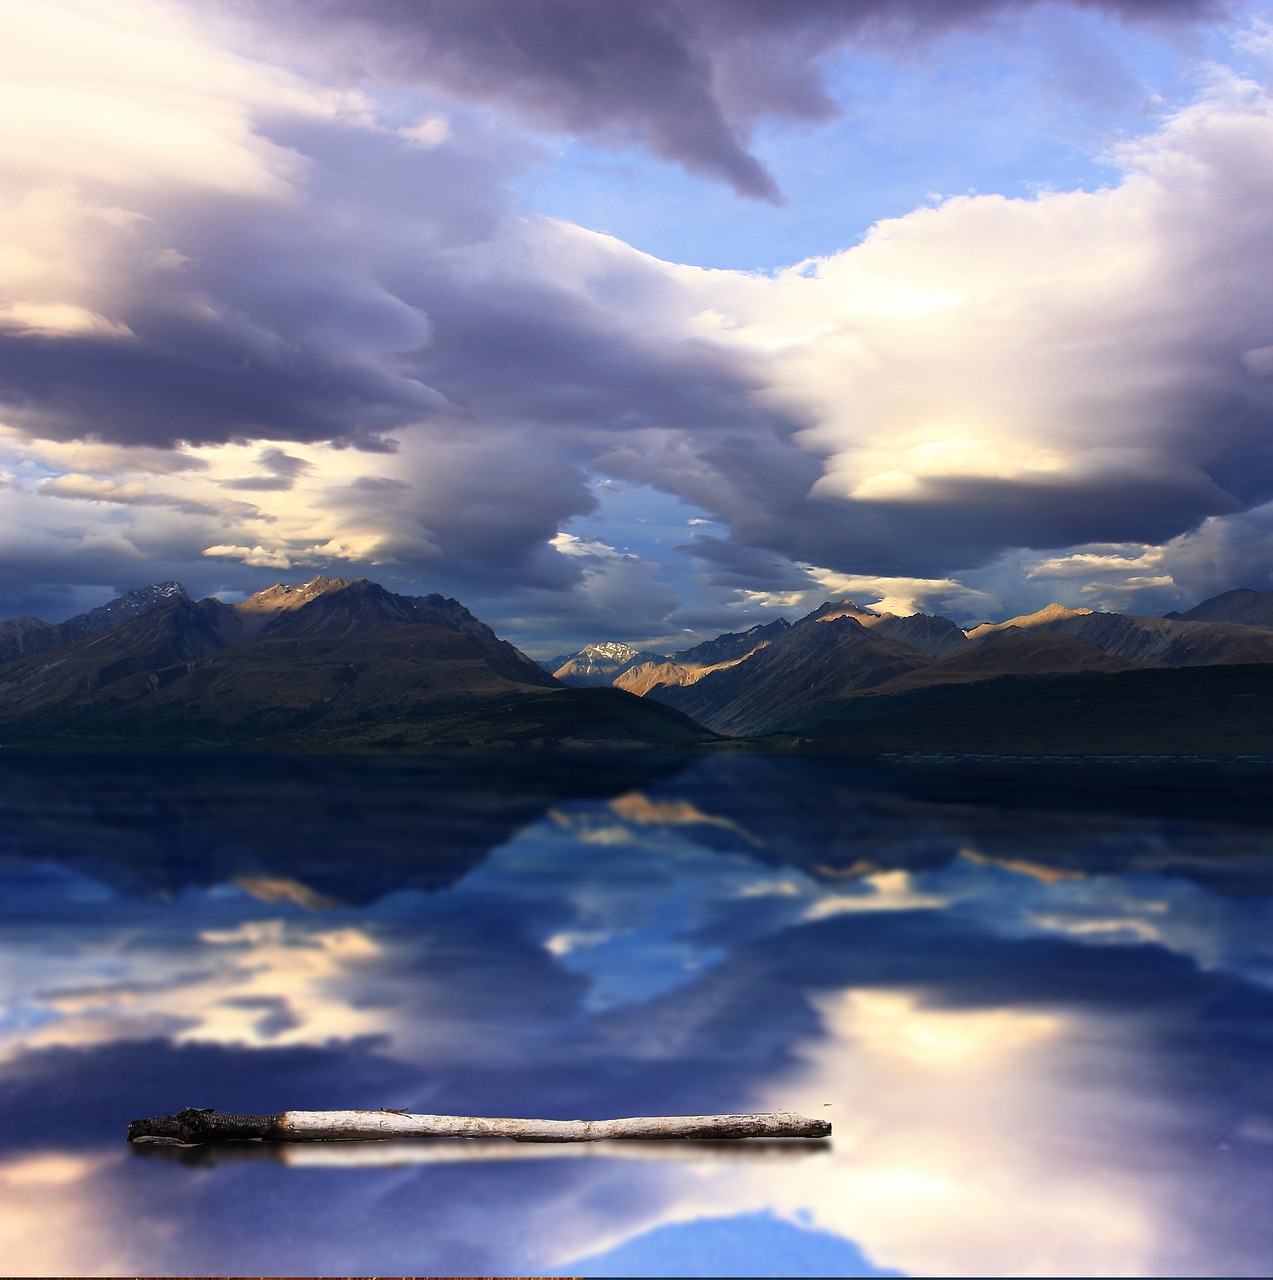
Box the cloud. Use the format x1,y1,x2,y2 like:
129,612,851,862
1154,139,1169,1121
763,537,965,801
601,69,1273,600
3,0,1271,641
995,497,1273,615
202,543,293,569
396,115,450,148
217,0,1226,201
40,472,255,518
219,446,313,491
0,303,133,341
0,1,779,628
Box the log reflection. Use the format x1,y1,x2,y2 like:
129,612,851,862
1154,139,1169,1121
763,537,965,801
131,1136,832,1167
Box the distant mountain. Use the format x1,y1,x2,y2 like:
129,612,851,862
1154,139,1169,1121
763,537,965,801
673,618,791,667
867,626,1132,694
0,581,188,663
802,601,970,659
606,608,967,711
641,591,1273,737
1169,588,1273,628
9,576,1273,753
968,602,1273,667
653,607,929,736
0,578,713,751
548,641,669,687
867,611,969,659
612,618,792,697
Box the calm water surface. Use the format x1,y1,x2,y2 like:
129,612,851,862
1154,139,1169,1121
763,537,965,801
1,754,1271,1278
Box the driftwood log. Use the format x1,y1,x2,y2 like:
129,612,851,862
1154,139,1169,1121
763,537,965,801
127,1107,831,1146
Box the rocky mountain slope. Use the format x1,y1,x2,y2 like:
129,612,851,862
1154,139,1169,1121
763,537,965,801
652,608,932,736
966,603,1273,667
1167,587,1273,628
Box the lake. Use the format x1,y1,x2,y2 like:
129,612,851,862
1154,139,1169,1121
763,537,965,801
1,754,1271,1277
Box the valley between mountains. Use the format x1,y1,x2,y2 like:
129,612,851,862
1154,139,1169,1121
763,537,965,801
4,576,1273,753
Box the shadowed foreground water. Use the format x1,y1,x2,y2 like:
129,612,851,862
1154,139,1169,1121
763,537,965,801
1,754,1271,1278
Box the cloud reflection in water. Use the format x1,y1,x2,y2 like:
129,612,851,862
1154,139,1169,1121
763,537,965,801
0,755,1270,1276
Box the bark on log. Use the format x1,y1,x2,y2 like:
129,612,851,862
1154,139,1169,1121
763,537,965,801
126,1107,830,1145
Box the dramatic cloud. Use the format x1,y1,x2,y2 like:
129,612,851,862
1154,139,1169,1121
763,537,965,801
615,70,1273,598
3,0,1272,644
219,0,1228,201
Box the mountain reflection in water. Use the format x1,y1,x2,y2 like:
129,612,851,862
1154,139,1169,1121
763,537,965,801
1,755,1270,1278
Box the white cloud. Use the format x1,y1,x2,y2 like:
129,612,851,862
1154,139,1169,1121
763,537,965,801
550,531,624,560
202,543,292,568
398,115,450,148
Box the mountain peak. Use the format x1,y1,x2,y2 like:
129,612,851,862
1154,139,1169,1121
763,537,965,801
1033,602,1095,622
238,576,350,612
810,600,879,623
548,640,669,687
581,641,642,662
671,617,792,669
966,602,1094,638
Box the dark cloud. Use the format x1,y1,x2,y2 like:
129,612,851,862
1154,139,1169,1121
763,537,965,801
0,304,434,452
608,427,1247,581
787,468,1243,578
673,534,812,592
404,275,776,437
0,112,780,455
226,0,1226,201
219,447,313,491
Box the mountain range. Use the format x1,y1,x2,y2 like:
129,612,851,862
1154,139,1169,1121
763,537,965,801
547,586,1273,752
0,581,189,664
0,577,707,751
5,576,1273,753
547,589,1273,750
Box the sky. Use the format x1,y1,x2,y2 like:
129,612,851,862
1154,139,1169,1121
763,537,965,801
5,0,1273,656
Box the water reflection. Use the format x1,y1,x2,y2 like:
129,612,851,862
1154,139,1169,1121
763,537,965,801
1,755,1271,1277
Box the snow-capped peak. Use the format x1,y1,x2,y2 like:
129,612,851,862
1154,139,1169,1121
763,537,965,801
580,641,641,661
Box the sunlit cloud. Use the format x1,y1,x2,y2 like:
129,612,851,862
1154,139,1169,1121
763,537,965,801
800,871,948,920
1,916,391,1060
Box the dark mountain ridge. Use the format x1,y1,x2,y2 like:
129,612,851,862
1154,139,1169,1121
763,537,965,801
673,617,792,667
1168,587,1273,628
0,577,709,751
654,610,931,736
0,582,189,663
